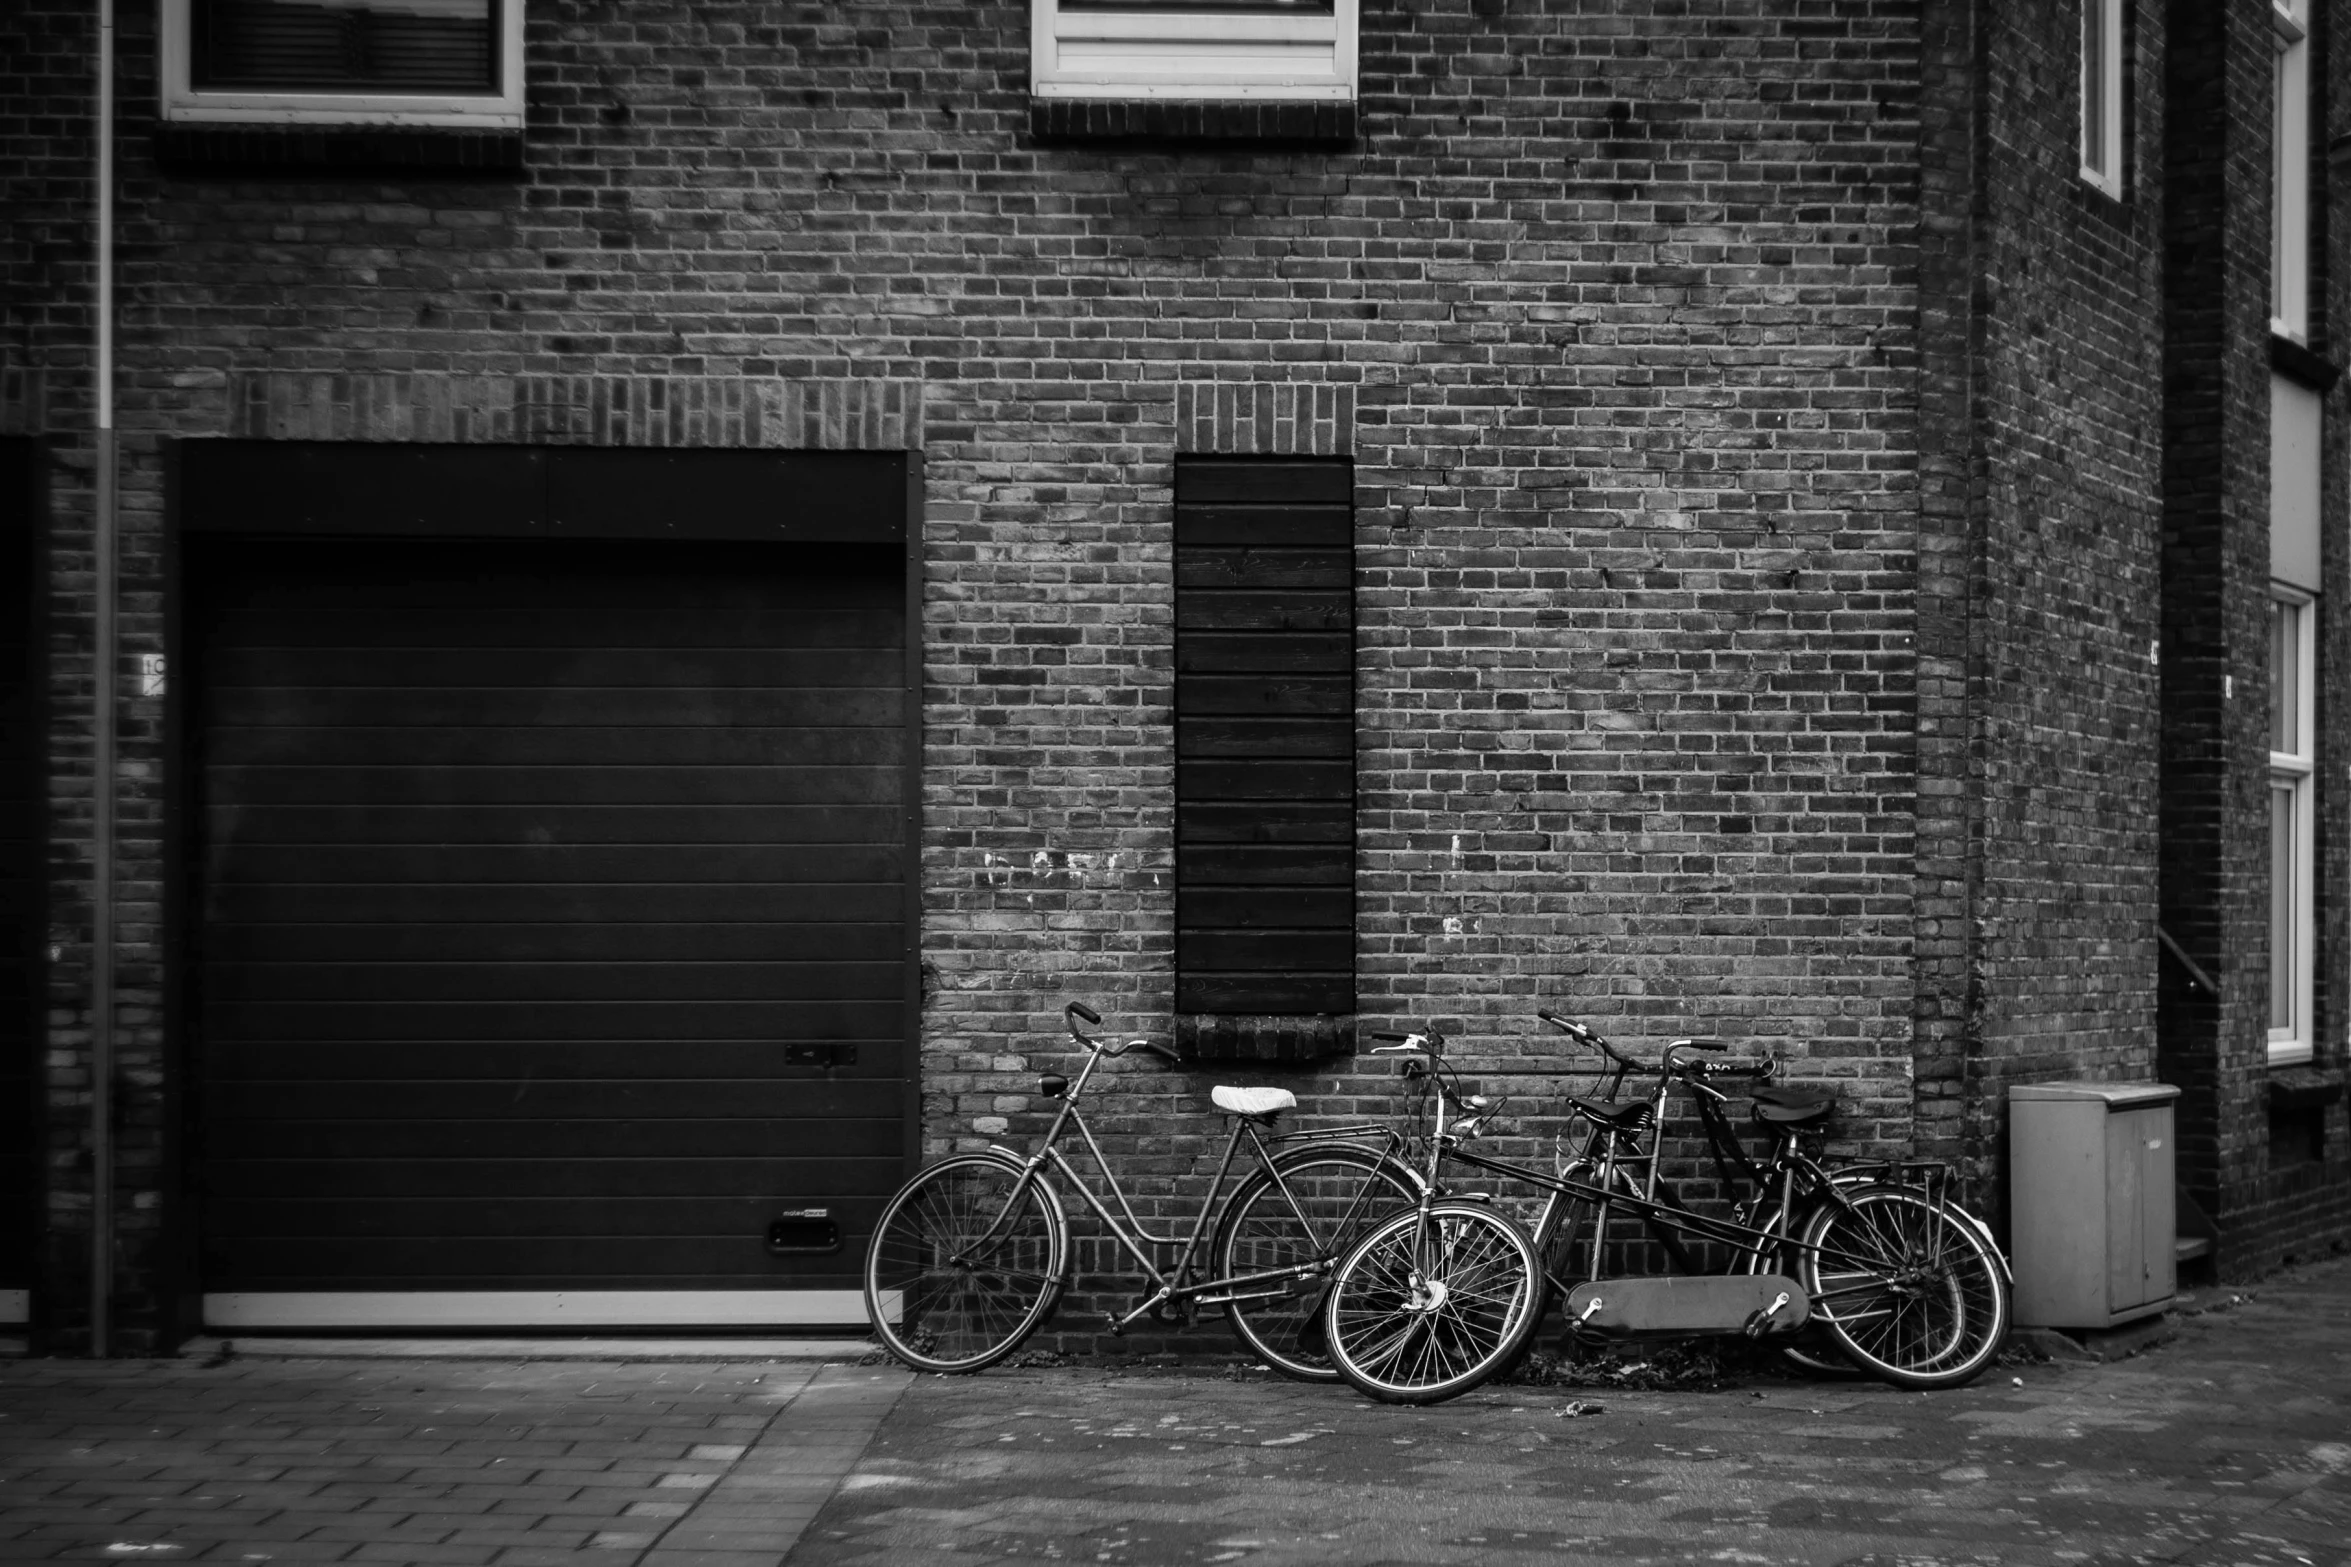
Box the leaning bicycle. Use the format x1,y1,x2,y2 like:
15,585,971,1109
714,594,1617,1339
862,1002,1421,1378
1321,1023,2009,1403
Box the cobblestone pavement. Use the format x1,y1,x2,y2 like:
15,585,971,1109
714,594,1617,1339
792,1257,2351,1567
0,1354,908,1565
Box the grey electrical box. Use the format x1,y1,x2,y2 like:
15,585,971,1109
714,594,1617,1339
2009,1081,2181,1329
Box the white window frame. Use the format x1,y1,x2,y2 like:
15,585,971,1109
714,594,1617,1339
1031,0,1357,102
159,0,526,130
2080,0,2124,197
2274,0,2312,339
2270,586,2317,1065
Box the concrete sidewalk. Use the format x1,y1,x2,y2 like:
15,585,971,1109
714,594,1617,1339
792,1258,2351,1567
0,1350,908,1564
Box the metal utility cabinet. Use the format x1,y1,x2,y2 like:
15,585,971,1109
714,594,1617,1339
2009,1081,2182,1329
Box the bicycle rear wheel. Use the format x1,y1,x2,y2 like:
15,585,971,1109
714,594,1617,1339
1796,1184,2009,1390
1212,1145,1420,1382
1323,1202,1543,1405
864,1152,1067,1374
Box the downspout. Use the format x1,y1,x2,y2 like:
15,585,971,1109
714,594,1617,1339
90,0,117,1359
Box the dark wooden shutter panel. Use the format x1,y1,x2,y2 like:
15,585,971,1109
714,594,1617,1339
1174,458,1353,1043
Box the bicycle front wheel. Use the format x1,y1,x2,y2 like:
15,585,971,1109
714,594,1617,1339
864,1152,1067,1374
1211,1145,1420,1382
1323,1202,1543,1405
1796,1184,2009,1390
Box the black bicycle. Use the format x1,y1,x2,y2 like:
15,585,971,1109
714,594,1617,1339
863,1003,1422,1378
1320,1020,2010,1403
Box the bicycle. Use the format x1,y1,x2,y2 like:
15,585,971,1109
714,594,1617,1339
1534,1011,2010,1380
1320,1021,2009,1403
862,1002,1422,1378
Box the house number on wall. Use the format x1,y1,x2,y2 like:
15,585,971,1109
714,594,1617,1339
139,655,166,697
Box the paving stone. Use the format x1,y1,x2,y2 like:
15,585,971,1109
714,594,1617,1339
0,1356,906,1566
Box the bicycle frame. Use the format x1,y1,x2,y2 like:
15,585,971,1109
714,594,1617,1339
973,1019,1412,1336
1382,1034,1902,1305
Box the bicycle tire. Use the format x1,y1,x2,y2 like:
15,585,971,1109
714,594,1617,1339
864,1152,1067,1374
1796,1183,2010,1391
1323,1201,1544,1405
1211,1145,1421,1382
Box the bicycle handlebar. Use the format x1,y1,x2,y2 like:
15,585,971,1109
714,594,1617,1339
1063,1002,1182,1065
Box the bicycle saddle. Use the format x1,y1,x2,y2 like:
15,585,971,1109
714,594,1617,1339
1751,1097,1835,1127
1211,1085,1297,1119
1567,1096,1654,1129
1751,1084,1836,1109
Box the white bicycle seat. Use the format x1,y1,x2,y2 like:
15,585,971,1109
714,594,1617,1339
1211,1085,1298,1118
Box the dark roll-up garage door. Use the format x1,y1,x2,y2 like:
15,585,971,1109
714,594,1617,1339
0,439,41,1333
180,443,914,1330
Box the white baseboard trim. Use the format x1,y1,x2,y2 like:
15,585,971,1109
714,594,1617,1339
203,1289,888,1330
0,1289,26,1325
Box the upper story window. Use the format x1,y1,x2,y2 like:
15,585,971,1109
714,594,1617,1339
2080,0,2124,197
160,0,525,129
2274,0,2313,339
1030,0,1357,104
2269,587,2317,1065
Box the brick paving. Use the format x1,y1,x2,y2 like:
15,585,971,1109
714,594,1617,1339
790,1257,2351,1567
0,1259,2345,1566
0,1355,908,1565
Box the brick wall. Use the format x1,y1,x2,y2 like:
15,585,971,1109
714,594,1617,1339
1911,0,2169,1227
20,0,1929,1349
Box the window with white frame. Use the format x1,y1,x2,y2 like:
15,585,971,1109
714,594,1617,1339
2271,588,2316,1064
2274,0,2312,338
2080,0,2124,196
160,0,525,129
1031,0,1357,103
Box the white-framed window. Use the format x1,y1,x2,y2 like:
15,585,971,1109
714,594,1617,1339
2080,0,2124,196
2274,0,2312,338
160,0,525,129
2270,587,2316,1065
1031,0,1357,103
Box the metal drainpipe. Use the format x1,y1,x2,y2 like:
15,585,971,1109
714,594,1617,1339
90,0,117,1360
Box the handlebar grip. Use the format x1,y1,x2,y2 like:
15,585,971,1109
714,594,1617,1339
1143,1041,1184,1065
1684,1037,1725,1052
1368,1031,1414,1042
1066,1001,1102,1027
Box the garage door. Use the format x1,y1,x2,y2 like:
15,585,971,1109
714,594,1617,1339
181,444,914,1330
0,439,39,1332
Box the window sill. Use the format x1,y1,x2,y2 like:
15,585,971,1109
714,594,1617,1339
1176,1013,1353,1064
156,124,525,175
2271,334,2342,392
1029,97,1353,144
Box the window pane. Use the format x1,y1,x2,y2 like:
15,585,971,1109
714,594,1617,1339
2083,0,2106,172
2272,782,2296,1031
2270,598,2298,754
191,0,497,94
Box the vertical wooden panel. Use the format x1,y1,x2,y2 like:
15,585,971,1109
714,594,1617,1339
1173,457,1353,1019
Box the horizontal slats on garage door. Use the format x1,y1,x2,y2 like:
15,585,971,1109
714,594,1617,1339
0,440,39,1324
182,444,912,1307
